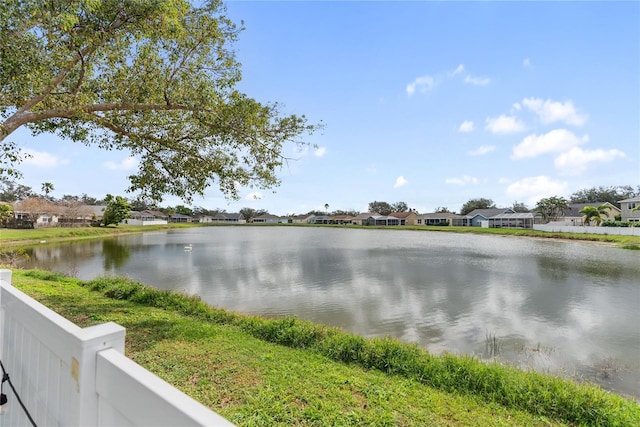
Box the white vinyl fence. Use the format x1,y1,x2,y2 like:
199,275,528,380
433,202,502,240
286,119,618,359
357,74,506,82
534,224,640,236
0,269,234,427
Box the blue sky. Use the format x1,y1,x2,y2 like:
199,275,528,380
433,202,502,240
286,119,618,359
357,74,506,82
12,1,640,215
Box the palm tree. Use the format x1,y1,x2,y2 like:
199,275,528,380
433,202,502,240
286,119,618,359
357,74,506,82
579,204,608,226
324,203,329,215
41,182,54,199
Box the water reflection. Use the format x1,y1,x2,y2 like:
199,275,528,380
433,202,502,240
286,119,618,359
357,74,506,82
19,227,640,398
103,239,131,270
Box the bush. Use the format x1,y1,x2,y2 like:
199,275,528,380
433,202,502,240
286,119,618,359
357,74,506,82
602,220,640,227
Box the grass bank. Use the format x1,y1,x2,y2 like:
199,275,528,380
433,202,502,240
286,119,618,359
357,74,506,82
0,223,205,248
8,269,639,426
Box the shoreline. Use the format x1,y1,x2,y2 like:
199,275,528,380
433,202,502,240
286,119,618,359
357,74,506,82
2,222,639,250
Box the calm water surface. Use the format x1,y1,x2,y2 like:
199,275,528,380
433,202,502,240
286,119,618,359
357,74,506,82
21,227,640,397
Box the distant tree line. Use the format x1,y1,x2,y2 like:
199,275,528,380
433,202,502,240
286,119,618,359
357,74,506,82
2,178,638,224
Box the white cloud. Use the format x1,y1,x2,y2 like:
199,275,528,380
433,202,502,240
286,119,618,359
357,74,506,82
245,192,263,200
458,120,474,132
485,115,526,134
394,176,408,188
464,75,491,86
452,64,465,76
506,176,568,206
511,129,588,159
522,97,588,126
22,149,70,168
406,75,435,95
445,175,479,185
554,147,626,175
314,146,327,157
523,58,531,67
467,145,496,156
104,156,138,171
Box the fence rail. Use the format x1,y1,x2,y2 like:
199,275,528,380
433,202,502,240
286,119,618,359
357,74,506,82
0,269,234,426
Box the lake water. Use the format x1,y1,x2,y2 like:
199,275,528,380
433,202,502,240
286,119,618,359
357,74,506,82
20,226,640,398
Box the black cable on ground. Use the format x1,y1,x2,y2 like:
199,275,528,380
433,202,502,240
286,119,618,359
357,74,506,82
0,358,38,427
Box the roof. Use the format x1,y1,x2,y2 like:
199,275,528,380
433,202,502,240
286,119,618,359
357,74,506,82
254,214,282,219
388,211,416,219
291,214,314,220
143,210,168,218
331,215,354,220
354,212,379,220
418,212,461,219
490,212,538,219
81,205,106,216
465,208,514,219
213,212,242,220
563,202,620,217
619,197,640,203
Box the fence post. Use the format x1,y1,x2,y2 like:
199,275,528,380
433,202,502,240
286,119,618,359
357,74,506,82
70,322,126,426
0,269,9,384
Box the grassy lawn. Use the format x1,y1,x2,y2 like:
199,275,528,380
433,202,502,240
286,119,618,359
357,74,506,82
0,223,205,248
7,269,638,426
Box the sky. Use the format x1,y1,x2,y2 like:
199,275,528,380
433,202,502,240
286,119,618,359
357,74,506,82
10,1,640,215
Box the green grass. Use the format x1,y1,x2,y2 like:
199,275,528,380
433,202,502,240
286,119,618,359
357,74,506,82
0,223,205,248
8,269,639,426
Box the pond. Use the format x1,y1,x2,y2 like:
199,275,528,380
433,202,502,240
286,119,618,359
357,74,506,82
20,226,640,398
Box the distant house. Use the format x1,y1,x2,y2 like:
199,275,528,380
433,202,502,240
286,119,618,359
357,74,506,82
142,210,169,221
194,215,214,223
125,210,167,226
252,214,284,223
486,212,542,229
559,202,620,225
352,213,380,225
388,211,419,225
11,198,62,228
169,213,192,223
330,215,355,224
128,211,156,221
416,212,460,226
362,215,401,226
290,214,314,224
211,212,244,223
308,215,331,224
452,208,515,227
619,197,640,222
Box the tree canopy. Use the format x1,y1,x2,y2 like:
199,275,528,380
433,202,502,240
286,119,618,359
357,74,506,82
460,198,495,216
368,201,393,215
569,185,639,207
0,0,317,202
367,201,408,216
535,196,569,222
102,194,131,226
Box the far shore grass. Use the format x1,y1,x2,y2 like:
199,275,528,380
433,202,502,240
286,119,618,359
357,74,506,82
1,222,639,250
6,269,640,426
